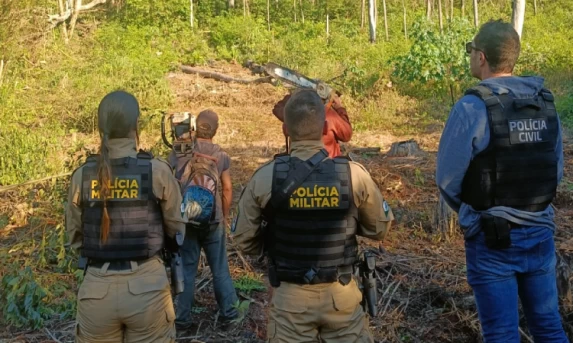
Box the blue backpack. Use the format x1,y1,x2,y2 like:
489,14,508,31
176,152,220,229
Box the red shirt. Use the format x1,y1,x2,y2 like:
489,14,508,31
272,94,353,158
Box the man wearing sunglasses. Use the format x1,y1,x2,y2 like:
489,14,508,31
436,20,568,342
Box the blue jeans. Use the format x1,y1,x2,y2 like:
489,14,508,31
175,225,238,323
465,226,568,343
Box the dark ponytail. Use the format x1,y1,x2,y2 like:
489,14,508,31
96,91,140,243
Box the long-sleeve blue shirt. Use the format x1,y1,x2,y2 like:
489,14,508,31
436,76,564,239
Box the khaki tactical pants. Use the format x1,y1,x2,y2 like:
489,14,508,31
267,278,374,343
75,256,176,343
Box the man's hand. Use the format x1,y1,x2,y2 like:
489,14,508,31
331,94,343,109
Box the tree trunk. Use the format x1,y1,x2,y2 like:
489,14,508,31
450,0,454,21
426,0,432,20
433,196,459,241
382,0,388,40
326,13,330,38
228,0,234,8
361,0,366,28
294,0,297,22
57,0,69,43
300,0,305,23
190,0,194,29
444,0,448,20
461,0,465,17
533,0,537,15
402,0,408,39
368,0,376,43
438,0,443,32
473,0,478,27
267,0,270,30
511,0,526,38
68,0,82,40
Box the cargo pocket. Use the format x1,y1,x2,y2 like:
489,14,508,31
332,282,362,312
78,282,110,301
127,275,170,295
273,292,308,314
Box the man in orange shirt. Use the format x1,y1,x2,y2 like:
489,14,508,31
272,91,352,158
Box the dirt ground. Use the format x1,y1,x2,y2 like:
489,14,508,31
2,62,573,343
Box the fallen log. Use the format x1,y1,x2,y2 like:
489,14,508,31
180,65,273,84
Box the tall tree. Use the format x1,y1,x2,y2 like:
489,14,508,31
426,0,432,20
368,0,376,43
533,0,537,15
461,0,465,17
402,0,408,39
361,0,366,28
300,0,305,23
511,0,526,38
190,0,194,29
266,0,270,30
383,0,389,40
438,0,443,32
228,0,234,8
473,0,478,27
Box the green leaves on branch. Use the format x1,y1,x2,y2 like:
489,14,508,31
392,17,476,99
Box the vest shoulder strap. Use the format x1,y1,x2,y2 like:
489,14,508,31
266,149,329,213
137,150,154,159
465,85,510,109
85,154,99,165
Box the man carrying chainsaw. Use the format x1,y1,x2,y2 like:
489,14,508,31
167,110,239,330
273,91,352,158
263,62,352,158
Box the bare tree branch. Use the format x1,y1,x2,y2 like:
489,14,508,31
48,0,107,26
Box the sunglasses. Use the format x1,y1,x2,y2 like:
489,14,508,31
465,41,488,60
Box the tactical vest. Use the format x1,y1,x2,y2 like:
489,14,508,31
268,155,359,284
461,85,559,212
80,151,164,261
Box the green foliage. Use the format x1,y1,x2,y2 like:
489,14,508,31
230,299,251,324
392,17,476,99
233,273,266,293
1,267,52,329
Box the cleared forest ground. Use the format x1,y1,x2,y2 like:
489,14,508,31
1,62,573,343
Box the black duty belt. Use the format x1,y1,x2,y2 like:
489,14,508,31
276,265,354,285
89,258,154,271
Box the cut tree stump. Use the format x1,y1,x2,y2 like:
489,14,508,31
432,195,459,240
387,139,425,157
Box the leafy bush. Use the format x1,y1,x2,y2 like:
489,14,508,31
392,17,476,100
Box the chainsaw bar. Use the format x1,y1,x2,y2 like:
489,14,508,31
263,62,334,100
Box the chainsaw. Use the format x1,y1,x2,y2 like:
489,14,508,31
262,62,341,101
161,112,197,155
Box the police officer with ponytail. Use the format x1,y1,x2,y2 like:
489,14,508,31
66,91,185,342
233,89,394,343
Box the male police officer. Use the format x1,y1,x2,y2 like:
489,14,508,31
232,89,394,342
436,20,568,342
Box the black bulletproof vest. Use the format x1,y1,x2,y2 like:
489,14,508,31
461,85,559,212
268,155,359,272
80,151,164,261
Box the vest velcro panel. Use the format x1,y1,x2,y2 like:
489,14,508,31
269,156,358,271
461,87,558,212
80,152,164,261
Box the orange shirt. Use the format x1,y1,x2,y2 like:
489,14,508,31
272,94,353,158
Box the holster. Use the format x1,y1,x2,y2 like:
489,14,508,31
267,257,281,288
481,213,511,250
